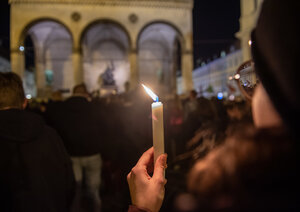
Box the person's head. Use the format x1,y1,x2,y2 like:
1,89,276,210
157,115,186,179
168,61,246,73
189,90,197,100
250,0,300,136
51,90,63,101
0,72,26,110
73,83,88,95
226,101,248,121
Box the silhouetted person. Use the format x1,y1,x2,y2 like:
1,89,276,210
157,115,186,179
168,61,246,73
49,84,102,212
183,90,198,121
0,72,74,212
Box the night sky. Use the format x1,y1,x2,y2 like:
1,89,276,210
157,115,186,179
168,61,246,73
0,1,10,59
193,0,241,66
0,0,240,66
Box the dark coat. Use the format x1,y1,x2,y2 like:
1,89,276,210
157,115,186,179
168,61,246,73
46,96,103,157
0,109,74,212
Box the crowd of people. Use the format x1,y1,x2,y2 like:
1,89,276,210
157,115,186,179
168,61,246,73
1,0,299,211
0,70,253,211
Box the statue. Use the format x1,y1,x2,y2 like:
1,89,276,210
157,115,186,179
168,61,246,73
97,61,117,97
100,61,116,86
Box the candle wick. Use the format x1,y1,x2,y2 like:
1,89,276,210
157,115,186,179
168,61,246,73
156,97,159,102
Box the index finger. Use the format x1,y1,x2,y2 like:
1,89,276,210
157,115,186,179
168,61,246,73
136,147,154,167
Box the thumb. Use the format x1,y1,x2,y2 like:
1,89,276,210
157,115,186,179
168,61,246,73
153,154,167,180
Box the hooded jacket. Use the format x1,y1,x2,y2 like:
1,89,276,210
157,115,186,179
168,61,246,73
45,96,103,157
0,109,74,212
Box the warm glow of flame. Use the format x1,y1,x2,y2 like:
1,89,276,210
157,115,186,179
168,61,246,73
142,84,159,102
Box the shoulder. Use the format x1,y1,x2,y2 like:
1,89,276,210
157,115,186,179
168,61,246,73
37,124,67,153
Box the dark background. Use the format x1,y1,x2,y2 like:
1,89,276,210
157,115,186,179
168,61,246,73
0,1,10,59
193,0,240,67
0,0,240,67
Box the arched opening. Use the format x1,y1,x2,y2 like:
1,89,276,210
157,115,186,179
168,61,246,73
81,21,130,94
137,22,183,96
22,20,73,97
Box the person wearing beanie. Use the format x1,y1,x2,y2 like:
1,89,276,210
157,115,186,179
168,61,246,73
251,0,300,138
127,0,299,211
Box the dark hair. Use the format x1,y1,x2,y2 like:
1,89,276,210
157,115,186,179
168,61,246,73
73,83,88,94
188,126,297,211
0,72,25,109
190,90,197,98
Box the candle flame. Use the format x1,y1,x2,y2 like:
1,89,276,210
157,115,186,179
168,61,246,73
142,84,159,102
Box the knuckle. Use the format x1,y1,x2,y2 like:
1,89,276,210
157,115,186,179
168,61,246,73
142,150,151,158
156,178,167,186
131,166,140,175
131,167,137,174
126,173,131,181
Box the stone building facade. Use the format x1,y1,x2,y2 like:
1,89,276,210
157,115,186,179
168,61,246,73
184,50,243,98
9,0,194,97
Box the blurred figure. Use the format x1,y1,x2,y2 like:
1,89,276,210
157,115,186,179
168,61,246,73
165,96,184,161
183,90,198,121
196,97,217,124
45,90,64,126
0,72,74,212
49,84,102,212
181,90,201,147
225,100,253,136
226,101,246,122
127,0,300,211
51,90,63,102
181,96,218,157
119,81,134,107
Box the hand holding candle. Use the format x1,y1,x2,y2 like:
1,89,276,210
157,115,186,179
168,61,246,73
142,84,165,163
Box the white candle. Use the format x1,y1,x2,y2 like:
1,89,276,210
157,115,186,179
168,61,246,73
142,84,165,163
152,101,165,163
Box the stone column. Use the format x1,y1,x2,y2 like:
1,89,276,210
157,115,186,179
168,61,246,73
172,40,180,95
10,49,25,78
72,47,83,86
35,47,46,96
129,48,138,90
181,50,194,93
243,35,252,61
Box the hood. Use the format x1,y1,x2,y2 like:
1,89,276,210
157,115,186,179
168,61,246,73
0,109,45,143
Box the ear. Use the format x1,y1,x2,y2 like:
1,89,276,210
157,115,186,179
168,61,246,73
22,98,28,109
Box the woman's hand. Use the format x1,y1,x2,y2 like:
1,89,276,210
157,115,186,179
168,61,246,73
127,147,167,212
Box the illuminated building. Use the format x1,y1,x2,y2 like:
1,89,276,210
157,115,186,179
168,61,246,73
177,0,264,99
177,49,243,98
9,0,194,97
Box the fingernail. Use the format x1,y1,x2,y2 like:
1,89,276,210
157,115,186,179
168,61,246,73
162,154,167,167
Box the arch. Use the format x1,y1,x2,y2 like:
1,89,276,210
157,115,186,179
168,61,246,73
90,38,127,56
137,21,184,95
19,18,74,46
137,20,185,50
20,19,74,96
81,20,131,93
79,19,132,49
